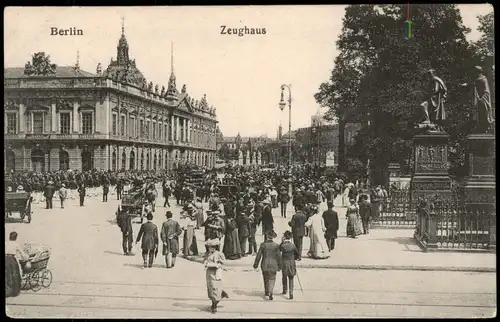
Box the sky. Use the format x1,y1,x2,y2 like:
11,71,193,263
4,5,494,138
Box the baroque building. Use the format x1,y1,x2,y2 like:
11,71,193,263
4,24,218,172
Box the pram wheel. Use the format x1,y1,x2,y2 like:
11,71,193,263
41,269,52,288
30,271,42,292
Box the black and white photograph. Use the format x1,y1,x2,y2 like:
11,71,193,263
4,4,495,318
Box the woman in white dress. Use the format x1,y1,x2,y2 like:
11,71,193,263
342,184,351,207
204,239,229,313
304,205,330,259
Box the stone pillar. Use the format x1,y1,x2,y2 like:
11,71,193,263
411,132,452,201
104,96,110,136
73,101,79,133
51,102,57,132
187,120,191,143
176,117,180,141
18,103,25,133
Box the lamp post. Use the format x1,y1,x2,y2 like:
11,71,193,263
279,84,292,194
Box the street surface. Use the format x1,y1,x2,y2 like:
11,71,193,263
5,192,497,318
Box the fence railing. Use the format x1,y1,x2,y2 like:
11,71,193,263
372,189,416,227
414,198,495,251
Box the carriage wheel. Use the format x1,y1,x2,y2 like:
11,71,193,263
29,272,42,292
41,270,52,288
21,276,30,290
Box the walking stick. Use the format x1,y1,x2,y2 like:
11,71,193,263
296,269,305,294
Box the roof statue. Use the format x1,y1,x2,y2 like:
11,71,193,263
181,84,186,93
161,85,165,97
96,63,102,76
24,52,57,76
200,94,208,110
74,50,80,71
155,84,159,95
148,81,153,92
103,19,146,87
195,100,199,108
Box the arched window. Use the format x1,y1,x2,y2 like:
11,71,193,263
205,154,208,166
112,151,117,171
153,153,157,169
129,151,135,170
59,151,70,171
31,149,45,172
121,151,126,170
165,152,169,169
146,153,150,170
140,152,144,170
6,150,15,172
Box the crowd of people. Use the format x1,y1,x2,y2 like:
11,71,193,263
6,165,393,313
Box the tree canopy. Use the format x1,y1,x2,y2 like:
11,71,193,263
315,4,489,180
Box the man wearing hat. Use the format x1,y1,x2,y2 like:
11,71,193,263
261,199,274,236
58,183,68,209
160,211,183,268
253,230,281,300
203,210,225,252
288,203,308,261
135,213,159,268
280,231,299,300
44,181,55,209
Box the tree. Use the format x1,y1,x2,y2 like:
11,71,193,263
217,143,232,161
316,4,477,181
24,52,57,76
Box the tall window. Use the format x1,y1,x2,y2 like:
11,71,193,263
33,113,44,134
166,124,169,140
112,114,117,135
146,121,151,139
140,119,144,137
120,115,126,136
158,123,163,141
6,113,17,134
153,122,156,139
82,113,93,134
60,113,71,134
128,117,135,137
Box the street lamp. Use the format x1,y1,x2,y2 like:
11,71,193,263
279,84,292,194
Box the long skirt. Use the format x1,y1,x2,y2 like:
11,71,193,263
206,267,222,302
183,227,199,256
223,229,242,260
196,210,204,228
307,227,330,259
346,214,362,238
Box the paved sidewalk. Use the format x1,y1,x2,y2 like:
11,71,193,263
185,203,496,273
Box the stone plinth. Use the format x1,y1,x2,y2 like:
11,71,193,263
461,133,496,207
411,131,452,201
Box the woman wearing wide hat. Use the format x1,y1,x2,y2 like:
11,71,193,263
204,239,229,313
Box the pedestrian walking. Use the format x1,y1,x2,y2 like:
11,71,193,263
102,182,109,202
288,203,307,261
135,212,159,268
278,187,290,218
78,183,86,206
204,239,230,314
116,180,123,200
280,231,299,300
58,184,68,209
160,211,183,268
322,202,339,251
117,207,134,255
44,181,55,209
358,194,372,234
253,230,281,300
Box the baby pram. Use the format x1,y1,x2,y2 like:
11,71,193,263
19,243,53,292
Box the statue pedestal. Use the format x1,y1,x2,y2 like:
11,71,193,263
411,131,452,201
461,133,496,205
460,133,496,250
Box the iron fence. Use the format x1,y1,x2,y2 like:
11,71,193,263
414,198,495,251
374,189,416,227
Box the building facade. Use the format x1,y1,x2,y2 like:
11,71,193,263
4,26,218,172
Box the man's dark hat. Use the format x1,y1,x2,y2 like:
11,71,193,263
146,213,154,220
265,230,277,239
283,230,293,239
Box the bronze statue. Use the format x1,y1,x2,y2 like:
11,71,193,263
460,66,495,133
155,84,159,95
161,86,165,97
417,69,448,131
148,81,153,92
181,84,186,93
96,63,102,76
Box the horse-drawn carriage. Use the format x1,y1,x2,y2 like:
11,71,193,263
5,192,33,223
120,191,148,224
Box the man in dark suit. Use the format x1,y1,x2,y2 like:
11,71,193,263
160,211,183,268
288,203,307,260
77,183,86,206
135,212,159,268
280,231,299,300
358,194,372,234
236,211,250,257
117,207,134,255
322,202,339,251
253,230,281,300
44,181,55,209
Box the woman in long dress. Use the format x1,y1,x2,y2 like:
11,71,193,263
222,212,242,260
346,198,362,238
194,197,204,229
181,206,199,257
342,184,351,207
304,205,330,259
204,239,229,314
